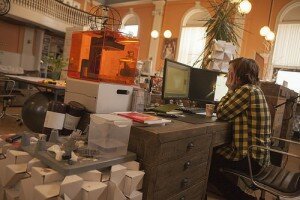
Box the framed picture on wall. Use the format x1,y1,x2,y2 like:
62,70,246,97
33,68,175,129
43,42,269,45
161,38,177,60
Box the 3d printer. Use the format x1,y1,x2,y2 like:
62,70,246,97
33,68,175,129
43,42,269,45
68,30,139,85
65,5,140,113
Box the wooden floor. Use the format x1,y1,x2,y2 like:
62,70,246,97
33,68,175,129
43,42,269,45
0,106,299,200
0,106,29,135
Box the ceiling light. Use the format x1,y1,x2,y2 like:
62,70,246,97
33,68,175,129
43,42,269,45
151,30,159,39
238,0,252,15
163,30,172,38
265,31,275,41
260,26,271,37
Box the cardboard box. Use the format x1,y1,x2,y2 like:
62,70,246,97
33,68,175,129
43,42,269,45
126,191,143,200
31,167,63,185
110,164,127,190
60,175,83,200
5,187,19,200
123,170,144,197
19,178,35,200
121,161,140,171
6,150,32,165
4,163,28,187
107,181,126,200
78,170,102,182
33,182,61,200
82,181,107,200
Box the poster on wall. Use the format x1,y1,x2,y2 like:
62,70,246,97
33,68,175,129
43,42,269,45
161,38,177,60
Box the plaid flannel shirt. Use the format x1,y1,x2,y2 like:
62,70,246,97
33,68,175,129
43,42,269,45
216,84,271,165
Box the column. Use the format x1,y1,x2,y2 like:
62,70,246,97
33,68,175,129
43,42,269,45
148,0,165,75
34,29,45,71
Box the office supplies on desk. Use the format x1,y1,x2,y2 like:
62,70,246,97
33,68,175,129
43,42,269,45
155,112,179,118
117,112,171,125
151,104,179,113
176,114,217,124
176,107,206,114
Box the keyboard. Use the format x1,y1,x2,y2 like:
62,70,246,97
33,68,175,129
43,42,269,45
176,107,205,114
176,114,218,124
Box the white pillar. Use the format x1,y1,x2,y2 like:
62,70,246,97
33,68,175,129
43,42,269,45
148,0,165,75
34,29,45,71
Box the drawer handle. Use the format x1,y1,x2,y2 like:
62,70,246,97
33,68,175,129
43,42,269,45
180,197,185,200
184,161,191,170
181,178,189,188
187,142,194,150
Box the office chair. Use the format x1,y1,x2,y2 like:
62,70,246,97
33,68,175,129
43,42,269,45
0,78,23,125
221,137,300,200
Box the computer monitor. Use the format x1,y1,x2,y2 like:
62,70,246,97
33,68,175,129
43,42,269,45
189,69,227,103
162,59,191,99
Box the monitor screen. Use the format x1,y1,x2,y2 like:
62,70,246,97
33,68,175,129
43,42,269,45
189,69,227,102
162,59,191,99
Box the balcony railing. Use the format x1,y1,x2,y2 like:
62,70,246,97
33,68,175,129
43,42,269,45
11,0,93,27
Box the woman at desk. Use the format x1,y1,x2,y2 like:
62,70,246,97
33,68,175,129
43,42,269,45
209,57,271,200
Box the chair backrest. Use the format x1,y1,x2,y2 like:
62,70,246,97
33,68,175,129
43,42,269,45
0,78,15,96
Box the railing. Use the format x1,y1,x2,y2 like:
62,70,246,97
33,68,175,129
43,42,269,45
11,0,93,26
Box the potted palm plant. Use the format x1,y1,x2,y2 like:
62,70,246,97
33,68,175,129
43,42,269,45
44,56,68,80
194,0,246,68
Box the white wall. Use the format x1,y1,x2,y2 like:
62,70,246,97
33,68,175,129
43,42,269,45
0,51,21,67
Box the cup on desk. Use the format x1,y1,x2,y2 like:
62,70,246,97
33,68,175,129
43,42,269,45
206,104,215,117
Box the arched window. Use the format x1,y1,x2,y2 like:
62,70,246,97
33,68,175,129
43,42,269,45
177,7,210,68
272,1,300,68
120,13,139,37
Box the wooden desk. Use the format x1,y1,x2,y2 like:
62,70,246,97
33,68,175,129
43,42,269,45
6,75,65,101
129,120,231,200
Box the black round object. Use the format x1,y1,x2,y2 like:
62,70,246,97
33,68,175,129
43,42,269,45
22,92,55,133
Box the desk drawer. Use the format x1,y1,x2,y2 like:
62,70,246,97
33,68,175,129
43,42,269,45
168,180,206,200
154,162,207,199
157,150,209,181
159,134,212,163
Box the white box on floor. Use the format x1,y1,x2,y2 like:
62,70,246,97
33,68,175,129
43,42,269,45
121,161,140,171
5,187,19,200
4,163,28,187
78,170,102,182
65,78,133,113
123,170,145,196
31,167,63,185
126,191,143,200
110,164,127,189
82,181,107,200
60,175,83,200
19,177,35,200
33,182,61,200
6,150,32,164
107,181,126,200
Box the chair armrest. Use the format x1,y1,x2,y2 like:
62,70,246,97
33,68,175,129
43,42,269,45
0,79,16,95
272,137,300,146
